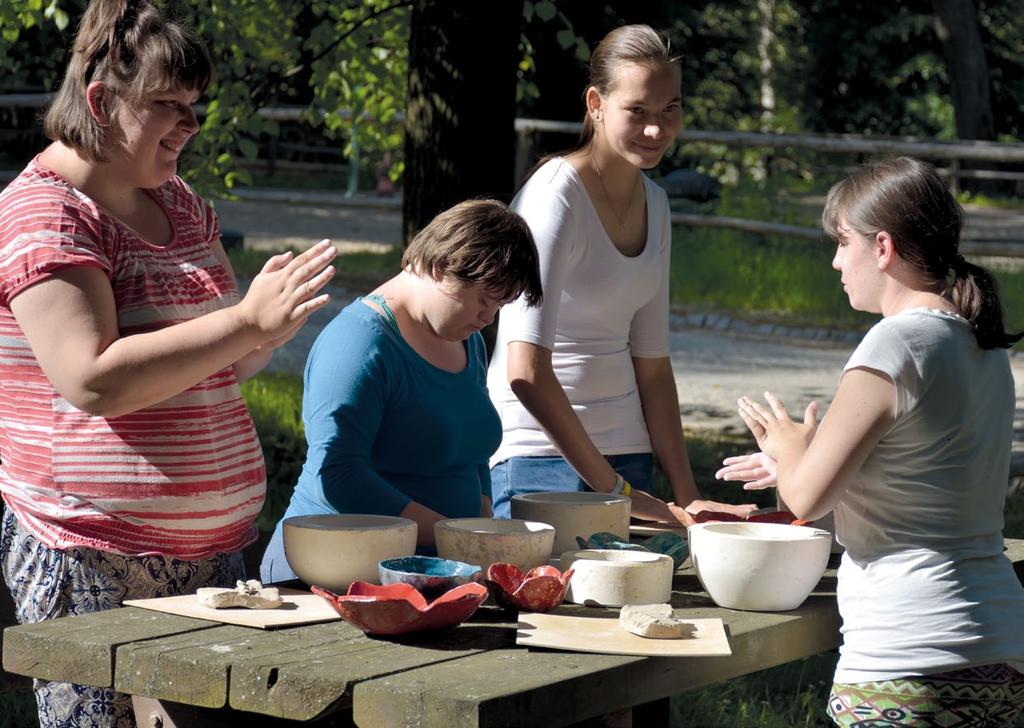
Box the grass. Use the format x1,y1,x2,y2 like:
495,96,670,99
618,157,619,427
672,652,839,728
669,224,1024,339
239,372,306,533
0,690,37,728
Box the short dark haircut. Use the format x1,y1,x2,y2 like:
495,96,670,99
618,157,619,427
402,199,543,306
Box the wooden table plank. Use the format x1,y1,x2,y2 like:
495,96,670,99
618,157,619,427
351,589,841,728
113,605,519,720
115,622,268,708
228,613,516,720
2,607,220,687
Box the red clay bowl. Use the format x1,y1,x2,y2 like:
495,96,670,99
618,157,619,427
483,563,574,612
312,581,488,636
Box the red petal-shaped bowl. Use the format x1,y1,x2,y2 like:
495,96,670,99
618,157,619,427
484,563,573,612
312,581,488,635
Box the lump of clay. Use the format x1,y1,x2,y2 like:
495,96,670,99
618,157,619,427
197,579,283,609
618,603,695,639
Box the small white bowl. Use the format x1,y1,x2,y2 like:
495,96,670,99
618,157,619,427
560,549,674,607
283,514,417,592
510,492,630,555
434,518,555,572
688,522,831,612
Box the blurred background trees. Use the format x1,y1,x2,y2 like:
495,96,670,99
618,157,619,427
1,0,1022,230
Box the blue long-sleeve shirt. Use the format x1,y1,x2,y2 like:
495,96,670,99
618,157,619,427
261,299,500,582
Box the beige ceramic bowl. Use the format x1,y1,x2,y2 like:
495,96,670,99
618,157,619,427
510,492,631,555
434,518,555,572
688,522,831,612
559,549,674,607
283,514,417,592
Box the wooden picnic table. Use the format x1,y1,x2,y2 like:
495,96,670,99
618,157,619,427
5,539,1024,727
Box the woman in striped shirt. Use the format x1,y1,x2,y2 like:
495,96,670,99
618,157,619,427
0,1,335,725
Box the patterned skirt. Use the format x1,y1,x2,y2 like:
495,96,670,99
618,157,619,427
828,663,1024,727
1,507,244,728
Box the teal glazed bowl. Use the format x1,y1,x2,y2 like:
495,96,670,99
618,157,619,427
378,556,481,600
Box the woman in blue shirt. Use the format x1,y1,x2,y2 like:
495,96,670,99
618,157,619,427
262,200,542,581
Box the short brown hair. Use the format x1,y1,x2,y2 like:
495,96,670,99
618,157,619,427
44,0,213,162
402,199,543,306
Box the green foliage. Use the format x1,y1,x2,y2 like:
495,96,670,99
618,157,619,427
240,371,306,532
792,0,955,137
304,1,409,162
0,0,82,88
0,0,411,198
185,0,411,197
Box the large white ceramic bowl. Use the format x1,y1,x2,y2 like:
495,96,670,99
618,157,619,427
510,492,630,555
434,518,555,572
688,522,831,612
283,514,417,592
560,549,674,607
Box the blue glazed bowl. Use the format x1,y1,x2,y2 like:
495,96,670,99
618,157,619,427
378,556,482,600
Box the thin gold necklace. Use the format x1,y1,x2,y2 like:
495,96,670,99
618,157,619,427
592,157,641,229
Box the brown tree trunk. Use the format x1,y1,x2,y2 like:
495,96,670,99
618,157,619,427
932,0,999,193
932,0,994,141
402,0,524,245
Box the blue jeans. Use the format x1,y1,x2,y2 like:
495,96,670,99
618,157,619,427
490,453,654,519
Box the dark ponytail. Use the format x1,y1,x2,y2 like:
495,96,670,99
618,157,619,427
822,156,1021,350
946,257,1022,349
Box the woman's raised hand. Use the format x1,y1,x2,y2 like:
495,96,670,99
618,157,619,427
737,393,818,461
238,240,337,343
716,451,778,490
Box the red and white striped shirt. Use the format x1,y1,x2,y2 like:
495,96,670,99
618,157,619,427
0,159,265,559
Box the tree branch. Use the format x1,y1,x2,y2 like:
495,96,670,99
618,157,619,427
283,0,414,79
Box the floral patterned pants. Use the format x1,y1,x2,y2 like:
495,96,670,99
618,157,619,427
1,508,244,728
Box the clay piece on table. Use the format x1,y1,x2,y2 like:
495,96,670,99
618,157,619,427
196,579,283,609
618,603,695,639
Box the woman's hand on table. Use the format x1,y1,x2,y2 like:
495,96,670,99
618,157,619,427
715,451,779,490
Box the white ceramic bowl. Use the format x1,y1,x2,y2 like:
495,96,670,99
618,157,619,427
434,518,555,572
283,514,417,592
688,522,831,612
560,549,674,607
510,492,630,555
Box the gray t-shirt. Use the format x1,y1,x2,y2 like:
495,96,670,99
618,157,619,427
834,308,1024,682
